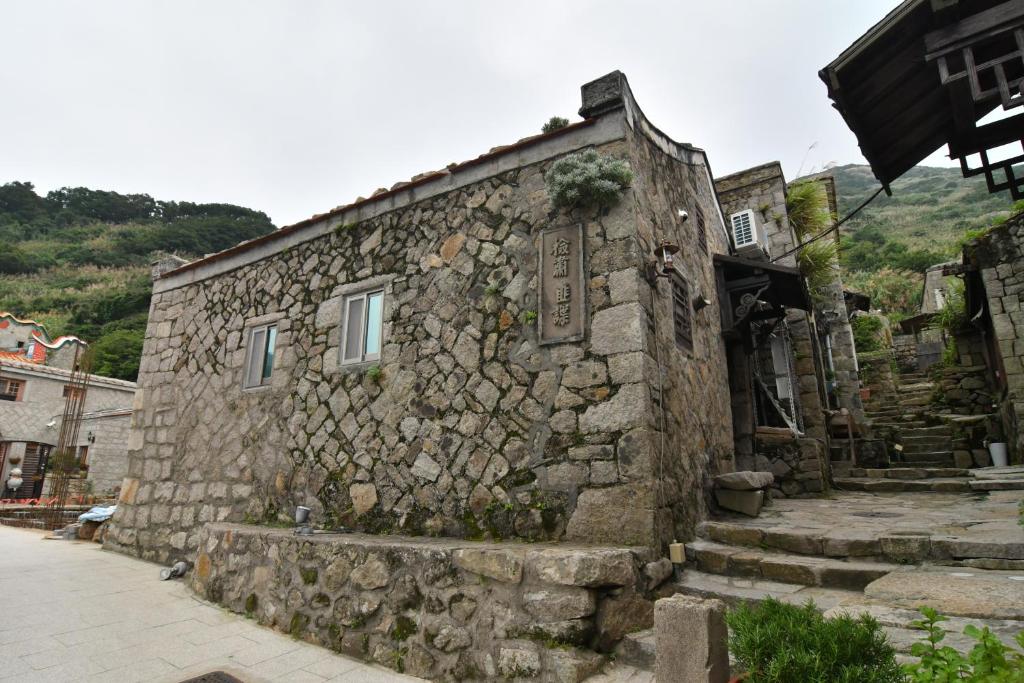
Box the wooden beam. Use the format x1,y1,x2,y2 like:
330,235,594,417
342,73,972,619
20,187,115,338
925,0,1024,59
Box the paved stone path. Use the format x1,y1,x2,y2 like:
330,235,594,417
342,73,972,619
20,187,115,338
0,526,424,683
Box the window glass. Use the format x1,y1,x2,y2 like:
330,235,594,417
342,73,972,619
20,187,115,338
364,292,383,357
344,297,365,362
262,326,277,381
246,327,266,387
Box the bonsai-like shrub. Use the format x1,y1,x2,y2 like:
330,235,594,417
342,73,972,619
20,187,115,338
726,599,902,683
545,150,632,210
541,116,570,134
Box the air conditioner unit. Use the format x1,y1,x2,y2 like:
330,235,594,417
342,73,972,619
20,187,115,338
730,209,770,261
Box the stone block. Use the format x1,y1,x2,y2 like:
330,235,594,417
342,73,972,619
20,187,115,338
590,303,646,356
713,471,773,490
595,590,653,651
498,644,541,678
879,534,931,563
523,588,596,621
654,595,729,683
713,489,764,517
953,450,974,469
529,548,637,588
565,483,654,546
453,548,523,583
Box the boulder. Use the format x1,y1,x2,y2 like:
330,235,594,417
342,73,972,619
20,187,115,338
713,471,773,491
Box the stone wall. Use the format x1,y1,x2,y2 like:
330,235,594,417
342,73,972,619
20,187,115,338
105,72,735,564
752,431,828,498
966,216,1024,462
191,524,670,681
80,410,132,495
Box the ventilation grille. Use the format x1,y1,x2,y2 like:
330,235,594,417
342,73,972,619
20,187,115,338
731,210,755,247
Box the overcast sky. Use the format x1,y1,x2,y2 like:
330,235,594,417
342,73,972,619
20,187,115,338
0,1,955,227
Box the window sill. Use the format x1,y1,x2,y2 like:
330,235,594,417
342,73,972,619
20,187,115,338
241,383,275,394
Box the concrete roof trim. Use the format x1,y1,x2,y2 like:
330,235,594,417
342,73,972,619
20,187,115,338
0,358,137,391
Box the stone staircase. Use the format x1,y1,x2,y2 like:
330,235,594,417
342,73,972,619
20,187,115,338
830,368,1024,492
605,517,1024,676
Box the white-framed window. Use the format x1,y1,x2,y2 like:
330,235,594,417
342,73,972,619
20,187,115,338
244,324,278,387
341,289,384,365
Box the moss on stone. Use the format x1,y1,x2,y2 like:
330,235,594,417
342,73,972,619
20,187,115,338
391,615,417,642
244,593,258,615
289,612,309,637
300,566,318,585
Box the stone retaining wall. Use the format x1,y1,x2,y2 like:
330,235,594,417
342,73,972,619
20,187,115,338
751,432,828,498
191,523,669,681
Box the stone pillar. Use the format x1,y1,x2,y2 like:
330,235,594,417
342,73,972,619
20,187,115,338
654,595,729,683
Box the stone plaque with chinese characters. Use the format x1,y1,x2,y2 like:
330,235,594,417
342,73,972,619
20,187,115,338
539,224,586,344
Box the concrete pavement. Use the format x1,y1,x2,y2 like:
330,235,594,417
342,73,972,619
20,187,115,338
0,525,424,683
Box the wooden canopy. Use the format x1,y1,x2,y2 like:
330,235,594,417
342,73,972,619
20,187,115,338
821,0,1024,198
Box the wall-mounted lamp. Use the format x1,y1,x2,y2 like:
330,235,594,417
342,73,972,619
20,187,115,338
87,431,96,444
655,240,679,274
645,240,680,285
693,294,712,312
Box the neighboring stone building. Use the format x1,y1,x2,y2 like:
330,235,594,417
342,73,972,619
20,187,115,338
0,311,87,370
713,163,865,497
0,355,137,498
961,213,1024,462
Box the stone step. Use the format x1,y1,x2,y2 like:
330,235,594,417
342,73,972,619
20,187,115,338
969,479,1024,491
834,477,973,493
613,629,655,671
847,467,970,479
672,569,860,612
684,540,900,590
873,421,928,430
900,443,954,455
899,396,933,407
898,426,954,437
898,450,956,463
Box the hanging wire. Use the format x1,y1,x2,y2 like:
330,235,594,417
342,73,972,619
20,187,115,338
771,185,885,263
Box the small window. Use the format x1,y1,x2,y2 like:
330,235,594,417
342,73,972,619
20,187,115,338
244,324,278,387
77,445,89,468
671,272,693,351
0,378,24,402
341,289,384,365
695,205,708,254
63,385,87,401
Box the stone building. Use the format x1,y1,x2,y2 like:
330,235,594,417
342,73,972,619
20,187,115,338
0,311,87,370
713,163,865,497
961,213,1024,461
0,354,137,498
105,71,763,566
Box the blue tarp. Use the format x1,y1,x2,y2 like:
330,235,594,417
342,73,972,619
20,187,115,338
78,505,116,522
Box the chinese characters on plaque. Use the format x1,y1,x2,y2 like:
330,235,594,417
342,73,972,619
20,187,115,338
539,225,585,344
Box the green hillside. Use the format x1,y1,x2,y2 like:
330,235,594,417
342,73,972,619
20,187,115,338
823,165,1022,319
0,182,276,381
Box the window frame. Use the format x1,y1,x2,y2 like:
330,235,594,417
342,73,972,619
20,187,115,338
243,323,278,389
670,270,694,352
695,205,708,254
0,377,25,402
340,288,385,366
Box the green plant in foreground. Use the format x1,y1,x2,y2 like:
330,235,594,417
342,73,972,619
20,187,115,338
726,598,902,683
903,607,1024,681
545,149,632,210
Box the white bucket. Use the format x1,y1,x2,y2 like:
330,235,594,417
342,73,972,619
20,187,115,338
989,442,1009,468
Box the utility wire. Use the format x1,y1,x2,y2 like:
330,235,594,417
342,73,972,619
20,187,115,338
771,185,885,263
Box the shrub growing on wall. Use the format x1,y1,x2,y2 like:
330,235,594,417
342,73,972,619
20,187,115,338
544,150,632,210
541,116,570,134
851,314,885,352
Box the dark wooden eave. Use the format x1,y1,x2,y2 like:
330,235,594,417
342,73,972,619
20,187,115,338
819,0,1016,191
